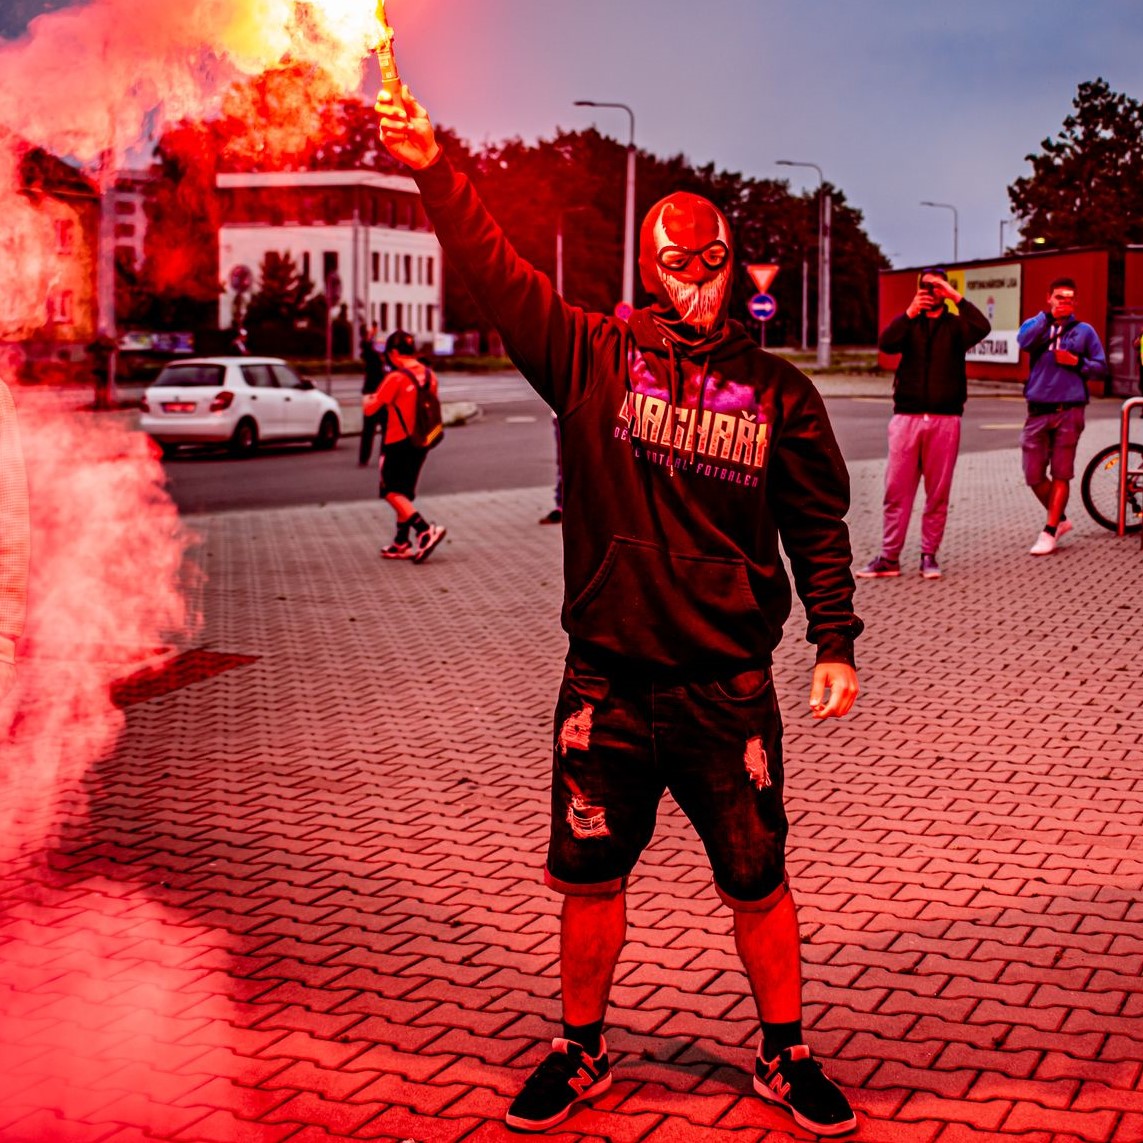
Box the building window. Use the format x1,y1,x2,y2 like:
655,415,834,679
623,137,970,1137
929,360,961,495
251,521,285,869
384,252,390,283
426,258,434,287
48,289,74,324
372,251,380,283
55,218,74,255
416,256,423,285
404,254,412,285
115,244,136,268
399,201,413,228
381,302,389,329
395,302,403,329
114,222,135,239
302,251,311,281
387,200,396,226
323,251,338,282
114,200,134,216
427,305,435,332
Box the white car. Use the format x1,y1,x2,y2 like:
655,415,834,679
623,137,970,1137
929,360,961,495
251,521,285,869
140,357,342,457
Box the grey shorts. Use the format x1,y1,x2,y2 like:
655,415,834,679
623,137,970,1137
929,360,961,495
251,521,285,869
1022,406,1085,484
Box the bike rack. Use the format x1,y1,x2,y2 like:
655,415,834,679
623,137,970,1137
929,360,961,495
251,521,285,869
1117,395,1143,538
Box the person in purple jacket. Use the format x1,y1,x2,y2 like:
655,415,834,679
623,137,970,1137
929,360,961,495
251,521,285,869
1017,278,1107,555
379,85,863,1137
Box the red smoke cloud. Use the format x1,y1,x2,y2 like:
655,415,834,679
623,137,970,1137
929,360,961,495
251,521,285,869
0,390,191,861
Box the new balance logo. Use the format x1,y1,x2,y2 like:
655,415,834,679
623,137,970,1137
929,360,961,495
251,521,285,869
567,1066,595,1096
767,1073,791,1099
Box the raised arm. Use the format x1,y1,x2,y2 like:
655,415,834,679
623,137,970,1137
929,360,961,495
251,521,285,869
1017,311,1052,352
956,298,992,349
377,86,611,411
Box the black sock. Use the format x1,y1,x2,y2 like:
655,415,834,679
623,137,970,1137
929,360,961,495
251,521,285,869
562,1019,603,1057
394,521,412,545
1044,523,1058,536
408,511,428,534
761,1020,803,1060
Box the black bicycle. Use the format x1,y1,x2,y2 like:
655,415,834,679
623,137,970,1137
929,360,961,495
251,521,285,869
1081,435,1143,533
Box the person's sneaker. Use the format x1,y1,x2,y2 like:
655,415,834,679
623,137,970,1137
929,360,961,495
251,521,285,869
505,1037,611,1132
539,508,563,525
1029,529,1058,556
1057,518,1074,541
920,552,942,579
412,524,447,564
754,1044,857,1137
854,556,900,578
380,541,413,559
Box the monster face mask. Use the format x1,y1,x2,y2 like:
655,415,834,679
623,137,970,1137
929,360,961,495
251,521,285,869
639,192,733,335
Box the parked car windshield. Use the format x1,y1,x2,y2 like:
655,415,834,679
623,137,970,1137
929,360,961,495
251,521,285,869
152,364,225,388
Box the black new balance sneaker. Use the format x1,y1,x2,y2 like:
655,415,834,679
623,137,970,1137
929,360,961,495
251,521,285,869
754,1044,857,1136
505,1036,612,1132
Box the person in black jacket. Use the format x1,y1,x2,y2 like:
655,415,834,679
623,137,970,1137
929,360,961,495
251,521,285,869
857,269,990,580
379,84,862,1137
358,322,386,466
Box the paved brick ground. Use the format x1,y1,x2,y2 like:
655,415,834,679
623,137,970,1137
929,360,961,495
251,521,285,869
2,413,1141,1142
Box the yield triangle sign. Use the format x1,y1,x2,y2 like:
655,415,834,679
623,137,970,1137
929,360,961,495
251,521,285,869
747,263,779,293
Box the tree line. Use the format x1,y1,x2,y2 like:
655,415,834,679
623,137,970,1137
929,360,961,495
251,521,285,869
115,66,1142,349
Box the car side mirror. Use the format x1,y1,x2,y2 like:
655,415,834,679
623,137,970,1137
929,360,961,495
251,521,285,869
297,377,315,391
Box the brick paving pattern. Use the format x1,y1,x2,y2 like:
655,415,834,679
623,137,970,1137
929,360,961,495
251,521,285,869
2,414,1141,1142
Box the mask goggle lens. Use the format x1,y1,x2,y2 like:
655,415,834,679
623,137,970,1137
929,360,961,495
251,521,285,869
657,239,730,273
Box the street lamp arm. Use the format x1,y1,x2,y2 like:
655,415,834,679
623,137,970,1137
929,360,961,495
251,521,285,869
574,100,635,146
575,99,637,306
776,159,823,187
920,200,960,263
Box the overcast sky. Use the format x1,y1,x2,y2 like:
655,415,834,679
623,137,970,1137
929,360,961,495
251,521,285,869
4,0,1140,269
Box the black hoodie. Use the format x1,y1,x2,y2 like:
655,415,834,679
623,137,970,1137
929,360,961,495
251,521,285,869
415,153,862,673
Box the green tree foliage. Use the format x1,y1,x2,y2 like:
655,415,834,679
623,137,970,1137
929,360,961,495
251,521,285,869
127,63,888,344
450,129,887,346
135,120,225,329
1009,78,1143,251
244,250,316,332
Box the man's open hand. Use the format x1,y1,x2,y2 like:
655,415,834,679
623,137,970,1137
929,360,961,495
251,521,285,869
377,85,441,170
809,662,858,719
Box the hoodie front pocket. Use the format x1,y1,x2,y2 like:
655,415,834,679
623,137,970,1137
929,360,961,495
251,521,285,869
568,537,766,667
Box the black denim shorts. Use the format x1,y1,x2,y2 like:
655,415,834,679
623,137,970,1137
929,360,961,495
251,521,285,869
379,439,428,499
545,652,788,909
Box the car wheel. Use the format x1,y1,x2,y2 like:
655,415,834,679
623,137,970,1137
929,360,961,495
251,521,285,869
228,417,259,458
313,413,340,450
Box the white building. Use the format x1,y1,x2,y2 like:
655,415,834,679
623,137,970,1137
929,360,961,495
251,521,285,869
217,170,444,351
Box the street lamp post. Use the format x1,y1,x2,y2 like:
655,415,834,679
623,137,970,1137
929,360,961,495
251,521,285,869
778,160,831,369
575,100,635,310
999,218,1013,256
920,200,959,263
556,206,590,297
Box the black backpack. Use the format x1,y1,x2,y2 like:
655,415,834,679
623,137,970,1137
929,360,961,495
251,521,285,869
392,366,444,449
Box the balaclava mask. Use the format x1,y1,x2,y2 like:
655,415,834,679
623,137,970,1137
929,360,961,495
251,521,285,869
639,192,733,336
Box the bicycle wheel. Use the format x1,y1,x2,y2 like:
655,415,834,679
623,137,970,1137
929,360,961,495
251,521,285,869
1081,443,1143,532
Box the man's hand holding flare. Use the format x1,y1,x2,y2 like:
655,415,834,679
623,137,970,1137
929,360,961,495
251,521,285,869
377,86,441,170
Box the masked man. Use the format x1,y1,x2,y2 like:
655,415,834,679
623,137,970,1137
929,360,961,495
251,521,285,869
379,87,863,1137
0,380,29,705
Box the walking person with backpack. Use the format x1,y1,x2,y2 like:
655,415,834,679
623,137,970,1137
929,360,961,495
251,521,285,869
364,331,447,562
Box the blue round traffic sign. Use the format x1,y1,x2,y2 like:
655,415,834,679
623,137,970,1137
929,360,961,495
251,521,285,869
748,292,778,322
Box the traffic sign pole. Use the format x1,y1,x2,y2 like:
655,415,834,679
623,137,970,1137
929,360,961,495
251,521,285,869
747,292,778,350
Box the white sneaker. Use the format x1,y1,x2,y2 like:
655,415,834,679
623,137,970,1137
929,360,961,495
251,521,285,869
1056,519,1074,540
1029,530,1057,556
